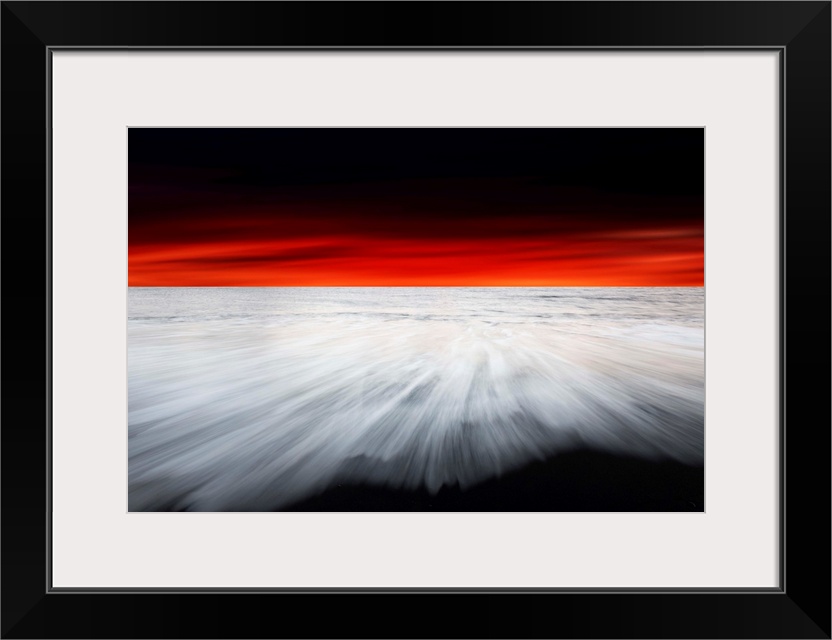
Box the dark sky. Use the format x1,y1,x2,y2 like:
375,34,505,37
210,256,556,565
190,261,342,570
129,128,704,286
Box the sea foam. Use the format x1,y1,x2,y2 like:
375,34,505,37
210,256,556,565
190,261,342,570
128,287,704,511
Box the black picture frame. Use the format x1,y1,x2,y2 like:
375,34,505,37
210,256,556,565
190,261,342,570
2,2,829,638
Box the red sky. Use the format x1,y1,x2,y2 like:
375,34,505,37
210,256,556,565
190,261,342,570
129,129,704,286
128,202,703,286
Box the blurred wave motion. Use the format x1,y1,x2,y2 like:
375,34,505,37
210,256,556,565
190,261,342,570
128,287,704,511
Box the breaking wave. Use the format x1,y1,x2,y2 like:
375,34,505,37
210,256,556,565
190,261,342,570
128,287,704,511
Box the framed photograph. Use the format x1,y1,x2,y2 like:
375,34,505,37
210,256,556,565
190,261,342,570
127,126,706,515
2,2,829,638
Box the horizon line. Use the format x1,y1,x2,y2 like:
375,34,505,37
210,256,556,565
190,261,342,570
127,284,706,288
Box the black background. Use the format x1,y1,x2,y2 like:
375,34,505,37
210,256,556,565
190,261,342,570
129,127,705,195
2,2,829,638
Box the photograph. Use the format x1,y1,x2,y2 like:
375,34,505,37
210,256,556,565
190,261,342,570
128,127,705,512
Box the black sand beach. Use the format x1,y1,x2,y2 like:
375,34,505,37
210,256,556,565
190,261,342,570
283,448,704,512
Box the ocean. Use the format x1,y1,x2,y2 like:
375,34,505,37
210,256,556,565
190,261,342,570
128,287,704,511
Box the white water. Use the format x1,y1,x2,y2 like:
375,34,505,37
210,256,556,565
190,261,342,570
128,287,704,511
